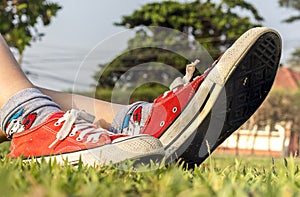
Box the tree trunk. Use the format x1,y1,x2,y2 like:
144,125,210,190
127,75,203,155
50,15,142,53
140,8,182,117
283,121,292,157
266,124,271,155
235,129,240,156
251,125,258,155
288,132,300,157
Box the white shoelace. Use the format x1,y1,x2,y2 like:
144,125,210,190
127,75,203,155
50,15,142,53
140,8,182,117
48,109,112,148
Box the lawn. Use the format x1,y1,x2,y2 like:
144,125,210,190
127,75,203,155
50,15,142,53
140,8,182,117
0,141,299,197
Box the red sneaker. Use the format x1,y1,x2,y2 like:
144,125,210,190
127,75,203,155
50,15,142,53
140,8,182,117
140,27,281,164
8,109,165,166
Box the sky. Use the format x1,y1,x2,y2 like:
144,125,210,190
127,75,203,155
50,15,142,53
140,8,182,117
21,0,300,92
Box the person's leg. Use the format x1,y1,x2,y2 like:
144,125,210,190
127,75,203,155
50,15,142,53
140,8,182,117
108,59,200,134
0,35,61,139
0,35,59,140
38,87,125,129
0,31,196,137
0,33,124,135
0,35,34,105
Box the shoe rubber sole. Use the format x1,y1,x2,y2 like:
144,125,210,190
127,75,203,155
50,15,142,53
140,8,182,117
25,135,165,167
158,27,282,165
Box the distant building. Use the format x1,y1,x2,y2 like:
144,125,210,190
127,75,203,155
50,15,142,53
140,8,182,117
273,66,300,90
218,66,300,156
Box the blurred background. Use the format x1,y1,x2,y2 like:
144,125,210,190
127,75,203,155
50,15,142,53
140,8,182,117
1,0,298,92
1,0,300,157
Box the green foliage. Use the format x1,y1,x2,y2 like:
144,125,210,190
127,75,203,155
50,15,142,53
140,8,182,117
115,0,262,57
288,48,300,69
95,84,168,104
279,0,300,69
0,0,61,55
95,0,262,103
279,0,300,22
0,141,299,196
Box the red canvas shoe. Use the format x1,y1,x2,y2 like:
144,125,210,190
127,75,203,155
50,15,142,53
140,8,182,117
140,27,281,164
8,109,165,166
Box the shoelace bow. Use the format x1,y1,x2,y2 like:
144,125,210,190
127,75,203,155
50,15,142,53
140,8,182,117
163,58,217,98
49,109,112,148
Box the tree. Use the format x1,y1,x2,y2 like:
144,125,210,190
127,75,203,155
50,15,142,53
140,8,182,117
248,89,300,130
115,0,263,59
94,0,263,103
279,0,300,22
242,88,300,155
281,0,300,69
278,0,300,73
288,48,300,69
0,0,61,62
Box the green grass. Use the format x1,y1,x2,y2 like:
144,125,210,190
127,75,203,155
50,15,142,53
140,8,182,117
0,142,299,197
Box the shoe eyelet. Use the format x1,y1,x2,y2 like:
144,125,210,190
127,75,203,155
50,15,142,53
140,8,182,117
172,107,178,113
54,122,61,126
76,137,83,141
69,133,75,137
160,121,165,127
